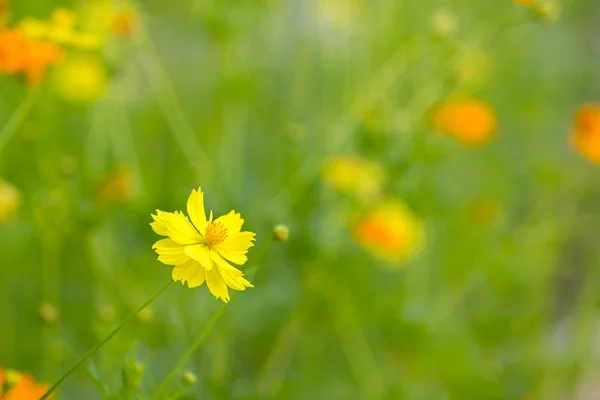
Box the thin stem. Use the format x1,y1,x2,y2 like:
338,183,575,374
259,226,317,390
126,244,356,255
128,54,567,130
153,236,274,397
40,280,175,400
0,89,39,156
152,303,227,399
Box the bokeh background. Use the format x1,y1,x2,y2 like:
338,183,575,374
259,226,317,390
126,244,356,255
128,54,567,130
1,0,600,399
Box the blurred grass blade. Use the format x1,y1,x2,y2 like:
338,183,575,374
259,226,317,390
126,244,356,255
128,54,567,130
0,89,39,157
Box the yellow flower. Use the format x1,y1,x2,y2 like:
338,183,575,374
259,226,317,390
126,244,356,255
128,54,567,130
570,103,600,165
323,155,386,200
0,179,19,222
432,97,496,146
0,367,51,399
53,54,107,103
354,199,424,264
151,188,255,303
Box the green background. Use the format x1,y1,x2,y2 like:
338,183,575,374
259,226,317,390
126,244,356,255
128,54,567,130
1,0,600,398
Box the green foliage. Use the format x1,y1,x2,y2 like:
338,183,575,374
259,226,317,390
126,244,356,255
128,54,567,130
1,0,599,399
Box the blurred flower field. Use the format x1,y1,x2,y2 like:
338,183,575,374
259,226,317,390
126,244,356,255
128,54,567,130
0,0,599,399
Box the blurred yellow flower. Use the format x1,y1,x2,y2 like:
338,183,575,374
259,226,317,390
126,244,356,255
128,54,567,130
152,187,255,303
571,103,600,165
323,156,386,200
0,29,62,86
0,367,51,400
354,199,424,264
17,8,103,50
53,54,107,103
0,179,19,222
432,98,496,146
111,9,138,38
81,0,139,39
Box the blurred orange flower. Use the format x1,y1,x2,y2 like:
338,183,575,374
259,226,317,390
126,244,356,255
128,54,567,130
432,98,497,146
354,199,424,264
0,367,51,400
571,103,600,165
0,29,62,86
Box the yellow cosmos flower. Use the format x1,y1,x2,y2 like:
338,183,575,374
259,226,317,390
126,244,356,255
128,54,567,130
571,103,600,165
354,199,424,265
323,155,386,200
151,188,255,303
53,54,107,103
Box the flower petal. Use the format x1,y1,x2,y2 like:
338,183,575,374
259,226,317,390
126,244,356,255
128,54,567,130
211,251,253,290
185,244,213,270
172,260,206,288
216,248,248,265
206,267,230,302
153,239,190,265
161,211,203,244
150,210,169,236
187,187,208,234
214,210,244,235
218,232,256,252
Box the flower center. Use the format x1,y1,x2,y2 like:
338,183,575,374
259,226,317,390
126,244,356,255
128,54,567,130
204,221,227,246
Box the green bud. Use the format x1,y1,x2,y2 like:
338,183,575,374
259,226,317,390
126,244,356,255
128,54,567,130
39,303,58,324
136,307,153,323
181,371,197,386
272,224,290,242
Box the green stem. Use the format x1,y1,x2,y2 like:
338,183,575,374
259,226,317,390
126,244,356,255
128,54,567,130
0,89,39,156
40,280,174,400
152,304,227,399
153,236,274,397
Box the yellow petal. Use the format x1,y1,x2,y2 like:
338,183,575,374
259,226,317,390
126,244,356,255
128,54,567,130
185,244,213,270
214,210,244,234
211,250,253,291
217,251,248,265
162,211,203,244
151,210,169,236
172,260,206,288
206,268,230,302
187,187,208,234
218,231,256,254
153,239,190,265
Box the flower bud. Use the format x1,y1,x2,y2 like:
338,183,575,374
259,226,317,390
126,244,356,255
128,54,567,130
39,303,58,324
272,224,290,242
181,371,197,386
136,307,153,323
